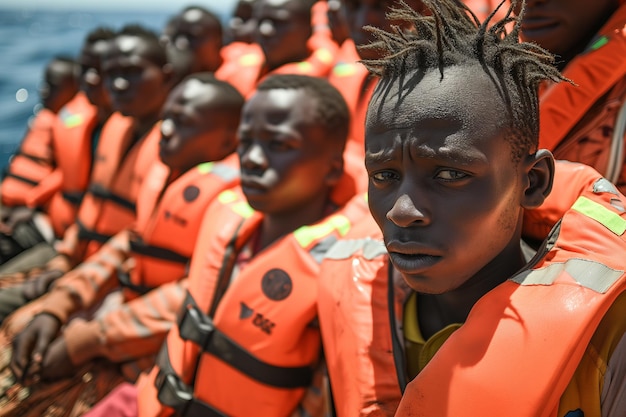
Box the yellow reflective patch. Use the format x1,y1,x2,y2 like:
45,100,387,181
314,48,334,64
294,214,351,247
63,114,83,128
231,202,254,218
332,63,356,77
239,53,262,66
217,189,238,204
196,162,214,174
297,61,314,73
572,196,626,235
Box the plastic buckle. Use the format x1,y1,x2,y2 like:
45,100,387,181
178,304,215,350
156,371,193,411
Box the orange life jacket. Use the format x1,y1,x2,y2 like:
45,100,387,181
72,113,158,260
538,4,626,188
215,1,338,98
319,163,626,417
26,92,99,237
1,107,56,207
120,155,240,300
327,40,376,150
139,180,369,417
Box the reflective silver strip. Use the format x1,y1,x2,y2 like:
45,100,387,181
593,178,619,195
510,258,624,294
324,238,387,260
210,163,239,182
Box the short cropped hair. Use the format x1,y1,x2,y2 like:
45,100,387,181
117,24,168,67
183,72,245,109
256,74,350,146
362,0,568,161
85,26,116,45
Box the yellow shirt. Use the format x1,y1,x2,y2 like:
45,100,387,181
403,291,626,416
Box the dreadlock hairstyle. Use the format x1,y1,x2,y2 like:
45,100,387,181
362,0,569,161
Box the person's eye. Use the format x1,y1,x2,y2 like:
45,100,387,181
269,139,291,151
435,169,468,181
238,136,252,148
370,170,399,184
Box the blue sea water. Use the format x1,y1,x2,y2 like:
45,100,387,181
0,5,231,170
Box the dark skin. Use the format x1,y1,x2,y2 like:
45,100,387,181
159,78,240,181
14,34,172,305
341,0,427,61
0,39,115,237
0,58,78,234
101,33,173,138
39,58,79,114
227,0,258,44
10,75,243,384
10,37,116,299
518,0,620,70
164,8,223,78
253,0,313,73
327,0,350,46
365,65,554,338
79,38,115,122
237,87,344,249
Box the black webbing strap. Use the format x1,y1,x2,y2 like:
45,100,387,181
154,344,228,417
177,292,313,389
13,150,50,165
76,219,111,244
62,191,84,206
129,238,189,265
117,269,155,295
4,172,38,186
88,183,136,212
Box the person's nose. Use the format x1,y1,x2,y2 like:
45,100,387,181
386,193,430,227
241,142,268,169
112,76,129,92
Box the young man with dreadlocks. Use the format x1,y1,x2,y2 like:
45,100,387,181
317,0,626,416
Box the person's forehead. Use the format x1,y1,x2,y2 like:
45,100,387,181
369,66,506,131
179,80,221,106
245,88,316,123
256,0,306,17
107,35,161,65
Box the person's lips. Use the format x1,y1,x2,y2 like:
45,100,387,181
385,240,442,274
240,175,268,193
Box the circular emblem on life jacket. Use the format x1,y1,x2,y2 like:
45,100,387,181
183,185,200,202
261,268,292,301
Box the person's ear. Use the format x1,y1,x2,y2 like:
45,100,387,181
325,152,344,187
522,148,555,209
162,62,175,85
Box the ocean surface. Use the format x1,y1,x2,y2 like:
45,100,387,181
0,5,231,170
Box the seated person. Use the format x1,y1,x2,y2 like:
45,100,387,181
319,0,626,415
522,0,626,192
0,73,245,417
216,0,339,97
160,6,224,86
87,74,367,417
0,55,79,265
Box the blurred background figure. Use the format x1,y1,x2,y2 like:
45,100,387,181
160,5,225,86
0,0,238,170
224,0,258,44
